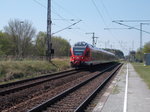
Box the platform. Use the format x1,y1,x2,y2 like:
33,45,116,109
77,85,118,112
92,63,150,112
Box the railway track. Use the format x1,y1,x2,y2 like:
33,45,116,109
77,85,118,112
1,62,120,112
0,68,81,96
28,63,122,112
0,68,90,111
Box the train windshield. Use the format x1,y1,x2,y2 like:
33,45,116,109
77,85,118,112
73,47,85,56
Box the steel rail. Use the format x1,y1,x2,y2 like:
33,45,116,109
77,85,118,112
75,63,122,112
0,68,78,88
28,63,120,112
0,69,81,96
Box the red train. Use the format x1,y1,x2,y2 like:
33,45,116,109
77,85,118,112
70,42,117,67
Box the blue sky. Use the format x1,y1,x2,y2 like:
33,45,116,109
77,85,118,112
0,0,150,55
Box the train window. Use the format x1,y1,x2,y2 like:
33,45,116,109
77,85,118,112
73,48,85,56
74,42,87,46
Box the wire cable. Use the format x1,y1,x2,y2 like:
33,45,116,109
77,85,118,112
91,0,108,27
33,0,46,8
33,0,70,22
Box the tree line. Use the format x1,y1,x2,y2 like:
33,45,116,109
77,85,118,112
103,48,124,59
2,19,150,61
0,19,71,59
130,41,150,62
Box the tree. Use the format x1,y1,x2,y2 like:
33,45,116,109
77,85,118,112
52,37,71,57
134,41,150,62
104,48,124,59
143,41,150,53
135,48,144,62
4,19,36,57
35,31,71,57
0,31,12,55
35,32,46,56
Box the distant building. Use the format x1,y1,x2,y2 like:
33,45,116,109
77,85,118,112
144,53,150,66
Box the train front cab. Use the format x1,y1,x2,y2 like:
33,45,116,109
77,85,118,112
70,47,91,67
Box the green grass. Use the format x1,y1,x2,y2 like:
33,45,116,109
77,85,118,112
0,58,70,84
132,63,150,88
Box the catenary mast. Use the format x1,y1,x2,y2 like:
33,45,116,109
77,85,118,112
46,0,52,61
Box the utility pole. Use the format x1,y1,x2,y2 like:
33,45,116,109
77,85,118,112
86,32,99,46
112,20,150,50
139,23,150,50
47,0,52,61
112,20,150,61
